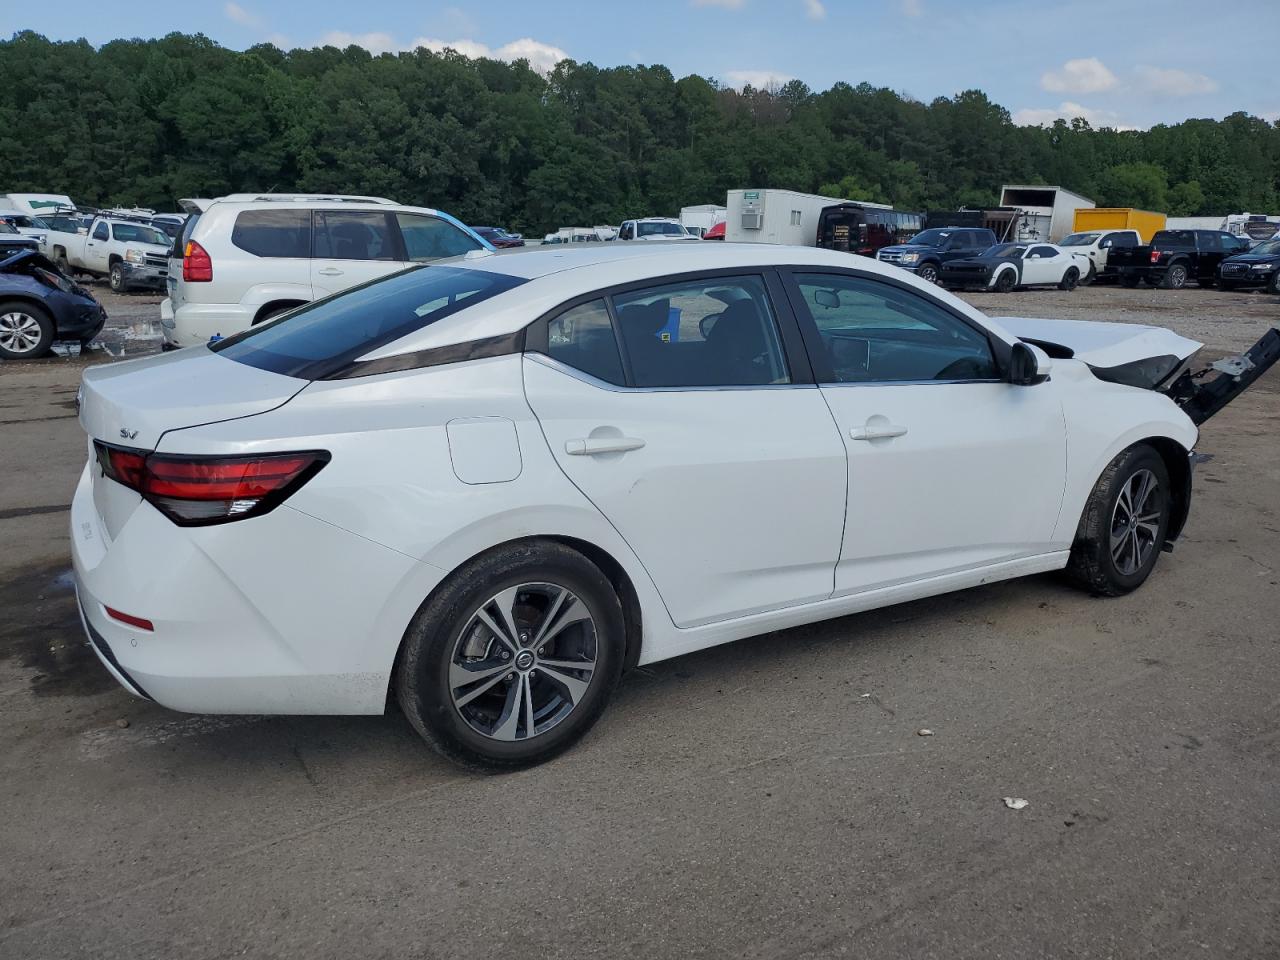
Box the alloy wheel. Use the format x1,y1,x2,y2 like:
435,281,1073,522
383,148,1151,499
1110,468,1163,575
449,582,598,742
0,312,43,355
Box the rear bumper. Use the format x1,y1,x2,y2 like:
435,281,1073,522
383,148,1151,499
168,301,257,348
70,461,433,715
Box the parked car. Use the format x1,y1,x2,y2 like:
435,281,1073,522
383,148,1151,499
875,227,998,283
1110,229,1251,289
617,217,698,241
940,242,1091,292
1057,229,1142,283
0,249,106,359
0,209,51,248
0,222,40,257
43,216,171,292
1217,238,1280,294
471,226,525,248
161,193,492,349
71,243,1278,768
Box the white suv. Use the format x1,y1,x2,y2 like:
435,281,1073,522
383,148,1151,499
160,194,491,348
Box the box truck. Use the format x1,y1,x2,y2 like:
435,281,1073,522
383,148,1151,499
1071,208,1166,242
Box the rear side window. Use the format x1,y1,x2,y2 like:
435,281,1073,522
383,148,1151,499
396,214,483,261
231,210,311,258
547,299,625,385
211,265,525,379
314,210,397,261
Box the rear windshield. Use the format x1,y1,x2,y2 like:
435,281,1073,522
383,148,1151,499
211,264,526,379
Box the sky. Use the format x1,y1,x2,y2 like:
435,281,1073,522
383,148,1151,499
6,0,1277,130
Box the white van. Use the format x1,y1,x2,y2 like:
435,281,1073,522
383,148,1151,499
161,194,492,349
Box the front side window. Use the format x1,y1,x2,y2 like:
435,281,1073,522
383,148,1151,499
231,209,311,258
212,265,525,379
313,210,397,261
1028,245,1057,259
397,214,484,261
92,222,109,241
547,299,625,385
612,275,789,387
792,272,997,384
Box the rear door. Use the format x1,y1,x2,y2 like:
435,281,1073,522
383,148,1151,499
782,269,1066,596
310,209,403,298
1195,231,1224,282
524,270,849,627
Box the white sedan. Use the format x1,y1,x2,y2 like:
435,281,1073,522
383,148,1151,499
940,242,1093,292
71,243,1272,769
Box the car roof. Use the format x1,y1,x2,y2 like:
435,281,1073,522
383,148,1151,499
359,242,1016,362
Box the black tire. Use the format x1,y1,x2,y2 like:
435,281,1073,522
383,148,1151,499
395,540,626,770
0,300,56,360
109,262,127,293
1121,274,1140,288
1268,271,1280,296
1081,263,1097,286
1058,267,1079,291
993,268,1016,293
252,306,297,326
54,251,72,276
1160,263,1188,289
915,262,939,284
1065,443,1172,597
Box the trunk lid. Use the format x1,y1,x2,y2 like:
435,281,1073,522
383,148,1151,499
79,348,308,453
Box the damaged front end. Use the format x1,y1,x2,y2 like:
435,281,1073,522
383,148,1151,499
1161,328,1280,425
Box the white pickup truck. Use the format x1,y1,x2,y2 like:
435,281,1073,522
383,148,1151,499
44,216,172,292
1057,228,1143,282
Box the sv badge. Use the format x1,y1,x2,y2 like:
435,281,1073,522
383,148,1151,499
119,427,139,440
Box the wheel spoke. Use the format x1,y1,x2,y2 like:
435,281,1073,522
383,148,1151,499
494,586,527,647
1133,471,1155,515
1111,533,1128,561
1115,484,1133,521
522,674,536,737
537,596,592,648
530,586,568,647
490,675,526,741
1135,520,1160,539
475,606,519,655
451,664,510,709
536,664,591,706
1130,529,1143,569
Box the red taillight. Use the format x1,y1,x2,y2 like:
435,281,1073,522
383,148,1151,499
105,607,154,632
183,240,213,282
94,441,328,525
1150,250,1162,264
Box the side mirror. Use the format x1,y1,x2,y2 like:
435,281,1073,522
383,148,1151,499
1100,239,1112,249
1008,341,1051,386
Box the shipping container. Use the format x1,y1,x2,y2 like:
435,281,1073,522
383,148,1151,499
1072,208,1166,242
999,185,1095,242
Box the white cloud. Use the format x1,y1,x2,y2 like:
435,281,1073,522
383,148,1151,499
900,0,923,16
320,31,400,55
224,2,261,27
1041,57,1117,94
413,37,570,74
1013,101,1136,130
1134,66,1218,97
693,0,746,7
724,70,795,90
803,0,827,19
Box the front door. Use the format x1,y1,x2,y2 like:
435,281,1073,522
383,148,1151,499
524,272,848,627
310,210,404,299
85,221,110,273
1021,245,1061,285
782,269,1067,596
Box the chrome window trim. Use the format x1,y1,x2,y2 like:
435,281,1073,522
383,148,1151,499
526,352,816,394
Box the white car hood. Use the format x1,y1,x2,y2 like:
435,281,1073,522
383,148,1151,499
995,316,1202,369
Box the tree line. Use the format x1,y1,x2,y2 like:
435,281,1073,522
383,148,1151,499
2,30,1277,234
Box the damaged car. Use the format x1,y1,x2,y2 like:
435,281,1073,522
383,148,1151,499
70,244,1278,768
1,249,106,359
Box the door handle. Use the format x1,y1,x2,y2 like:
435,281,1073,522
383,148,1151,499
850,423,908,441
565,437,646,456
317,267,344,276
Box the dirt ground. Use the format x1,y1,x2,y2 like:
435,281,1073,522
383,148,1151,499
1,281,1278,958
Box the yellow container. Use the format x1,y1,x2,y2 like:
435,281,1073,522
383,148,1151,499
1072,208,1167,242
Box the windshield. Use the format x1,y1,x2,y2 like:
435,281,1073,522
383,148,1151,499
1246,239,1280,256
637,221,687,237
212,265,527,379
986,243,1026,258
1060,232,1100,246
906,229,952,247
110,223,169,245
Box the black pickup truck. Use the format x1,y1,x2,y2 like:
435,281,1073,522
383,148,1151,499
1110,229,1251,289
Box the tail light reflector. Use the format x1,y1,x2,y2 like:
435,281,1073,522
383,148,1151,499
183,240,213,282
94,442,328,525
105,607,154,632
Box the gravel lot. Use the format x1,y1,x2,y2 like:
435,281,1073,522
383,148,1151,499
1,280,1277,958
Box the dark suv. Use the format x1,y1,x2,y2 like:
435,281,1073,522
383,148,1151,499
1218,237,1280,294
876,227,998,284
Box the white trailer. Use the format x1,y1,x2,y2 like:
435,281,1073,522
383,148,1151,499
999,185,1095,243
726,189,858,245
2,193,78,217
679,204,726,238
